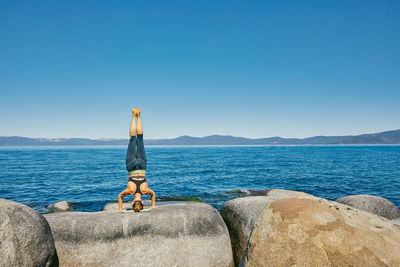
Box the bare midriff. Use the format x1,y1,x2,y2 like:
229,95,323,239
129,170,146,178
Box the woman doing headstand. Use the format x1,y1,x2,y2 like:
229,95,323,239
118,108,156,212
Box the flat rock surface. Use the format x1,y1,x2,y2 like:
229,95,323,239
242,194,400,267
220,189,310,266
103,200,192,211
45,202,233,267
336,194,400,220
0,198,58,267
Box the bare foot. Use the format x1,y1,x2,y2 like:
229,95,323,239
132,108,137,114
136,108,141,116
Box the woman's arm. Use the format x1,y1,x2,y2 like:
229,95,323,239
118,190,130,212
144,189,156,209
150,190,156,209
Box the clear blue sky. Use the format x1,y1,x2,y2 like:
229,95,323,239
1,1,399,139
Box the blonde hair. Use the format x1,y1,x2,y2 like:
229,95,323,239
133,200,143,212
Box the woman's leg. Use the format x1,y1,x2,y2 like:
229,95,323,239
136,108,143,135
136,108,147,169
126,109,138,171
129,108,137,136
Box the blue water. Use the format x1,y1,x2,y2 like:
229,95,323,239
1,145,399,213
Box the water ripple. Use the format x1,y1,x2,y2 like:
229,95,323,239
0,145,399,212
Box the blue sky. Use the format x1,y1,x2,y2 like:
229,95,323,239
1,1,399,139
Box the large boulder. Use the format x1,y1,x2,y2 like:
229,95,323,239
47,201,73,212
221,189,310,266
336,194,400,220
241,194,400,266
45,202,233,267
0,199,59,267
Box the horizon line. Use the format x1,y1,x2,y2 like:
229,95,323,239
1,128,399,141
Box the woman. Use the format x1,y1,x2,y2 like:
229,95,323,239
118,108,156,212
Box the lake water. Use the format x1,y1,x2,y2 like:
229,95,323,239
0,145,399,213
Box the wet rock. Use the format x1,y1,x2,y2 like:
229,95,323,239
221,189,310,266
45,202,233,267
0,198,59,267
226,189,252,195
47,201,73,212
336,194,400,220
242,194,400,266
247,189,270,196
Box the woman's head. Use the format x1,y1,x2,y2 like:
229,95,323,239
133,200,143,212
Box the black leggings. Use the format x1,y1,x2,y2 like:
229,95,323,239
126,134,147,171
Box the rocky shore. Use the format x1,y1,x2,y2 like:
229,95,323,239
1,190,400,267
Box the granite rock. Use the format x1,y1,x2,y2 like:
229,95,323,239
47,201,73,212
45,202,233,267
242,194,400,266
0,198,58,267
336,194,400,219
220,189,310,266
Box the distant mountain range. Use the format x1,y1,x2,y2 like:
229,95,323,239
1,129,400,146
